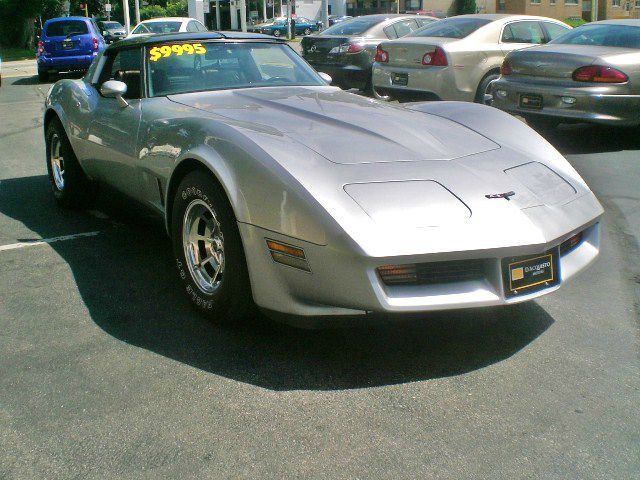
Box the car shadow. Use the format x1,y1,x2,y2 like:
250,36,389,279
12,71,85,86
541,123,640,155
0,175,555,391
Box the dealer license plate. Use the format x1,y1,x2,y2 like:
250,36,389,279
502,249,559,298
519,93,543,110
391,73,408,86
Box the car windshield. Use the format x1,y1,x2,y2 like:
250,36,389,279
322,17,381,35
102,22,123,29
410,17,491,38
133,21,182,34
549,23,640,49
45,20,89,37
146,41,325,96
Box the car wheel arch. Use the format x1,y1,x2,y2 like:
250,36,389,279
165,157,240,238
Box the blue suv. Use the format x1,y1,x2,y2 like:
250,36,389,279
37,16,106,82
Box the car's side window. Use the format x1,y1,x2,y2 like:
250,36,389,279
542,22,570,42
383,25,398,39
187,21,199,32
98,48,143,99
392,19,419,38
502,21,545,44
416,18,436,28
196,21,207,32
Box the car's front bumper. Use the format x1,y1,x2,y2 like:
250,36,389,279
239,193,602,323
37,53,97,71
491,77,640,126
372,63,473,102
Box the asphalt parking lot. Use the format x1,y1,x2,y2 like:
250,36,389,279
1,69,639,479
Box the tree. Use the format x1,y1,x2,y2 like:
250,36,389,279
456,0,476,15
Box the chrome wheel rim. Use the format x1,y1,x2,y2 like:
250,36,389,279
182,199,225,294
49,133,65,191
483,78,498,105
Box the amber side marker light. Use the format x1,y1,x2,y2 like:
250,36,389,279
266,239,311,272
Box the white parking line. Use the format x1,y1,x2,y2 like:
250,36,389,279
0,231,100,252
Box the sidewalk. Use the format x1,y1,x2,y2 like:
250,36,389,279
1,59,37,78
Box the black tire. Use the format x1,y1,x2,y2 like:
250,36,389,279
273,29,281,37
45,118,96,208
304,27,312,35
38,70,48,82
475,72,500,105
171,170,253,324
525,116,560,132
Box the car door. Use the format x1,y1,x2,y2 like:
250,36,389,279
500,20,546,54
86,46,144,197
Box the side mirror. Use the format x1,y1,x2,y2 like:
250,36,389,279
318,72,332,84
103,30,108,36
100,80,128,107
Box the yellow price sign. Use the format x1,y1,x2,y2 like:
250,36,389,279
149,43,207,62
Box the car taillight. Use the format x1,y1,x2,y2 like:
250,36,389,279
572,65,627,83
346,43,363,54
421,47,447,66
374,45,389,63
500,59,512,76
92,37,99,50
37,40,44,54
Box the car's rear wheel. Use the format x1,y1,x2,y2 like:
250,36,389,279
372,86,391,101
304,27,312,35
171,170,252,324
475,71,500,105
273,29,281,37
45,118,96,208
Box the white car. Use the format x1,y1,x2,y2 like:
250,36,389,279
127,17,207,38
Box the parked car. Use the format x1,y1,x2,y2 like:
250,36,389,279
37,16,106,82
128,17,207,38
255,17,321,37
328,15,352,27
301,14,438,91
371,14,570,103
492,20,640,129
43,32,602,325
98,20,127,44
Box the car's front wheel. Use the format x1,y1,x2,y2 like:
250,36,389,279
171,170,252,324
304,27,312,35
45,118,96,207
273,29,281,37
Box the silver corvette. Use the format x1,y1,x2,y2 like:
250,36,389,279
44,32,603,325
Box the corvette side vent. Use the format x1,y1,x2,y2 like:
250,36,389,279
378,259,486,286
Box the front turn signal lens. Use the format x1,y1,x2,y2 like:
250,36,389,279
377,264,418,285
266,239,311,272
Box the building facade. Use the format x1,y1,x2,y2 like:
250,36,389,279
496,0,585,21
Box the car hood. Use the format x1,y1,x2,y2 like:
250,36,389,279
168,86,500,164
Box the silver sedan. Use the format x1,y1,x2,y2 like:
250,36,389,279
492,19,640,128
372,14,570,103
44,32,602,326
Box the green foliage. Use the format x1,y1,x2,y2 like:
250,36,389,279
564,17,587,28
140,4,167,20
165,0,188,17
456,0,476,15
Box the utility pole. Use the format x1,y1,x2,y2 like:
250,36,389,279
262,0,267,22
286,0,291,39
239,0,247,31
322,0,328,31
134,0,141,25
123,0,131,34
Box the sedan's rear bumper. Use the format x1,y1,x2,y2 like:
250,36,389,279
239,195,602,323
372,63,473,102
491,77,640,126
37,54,97,71
306,62,370,90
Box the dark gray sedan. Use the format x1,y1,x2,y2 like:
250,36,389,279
301,14,437,92
492,20,640,128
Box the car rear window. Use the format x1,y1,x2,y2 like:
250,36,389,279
550,23,640,49
410,17,491,39
322,17,382,36
45,20,89,37
133,21,182,34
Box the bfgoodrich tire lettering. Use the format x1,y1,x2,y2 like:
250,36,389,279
171,170,252,324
